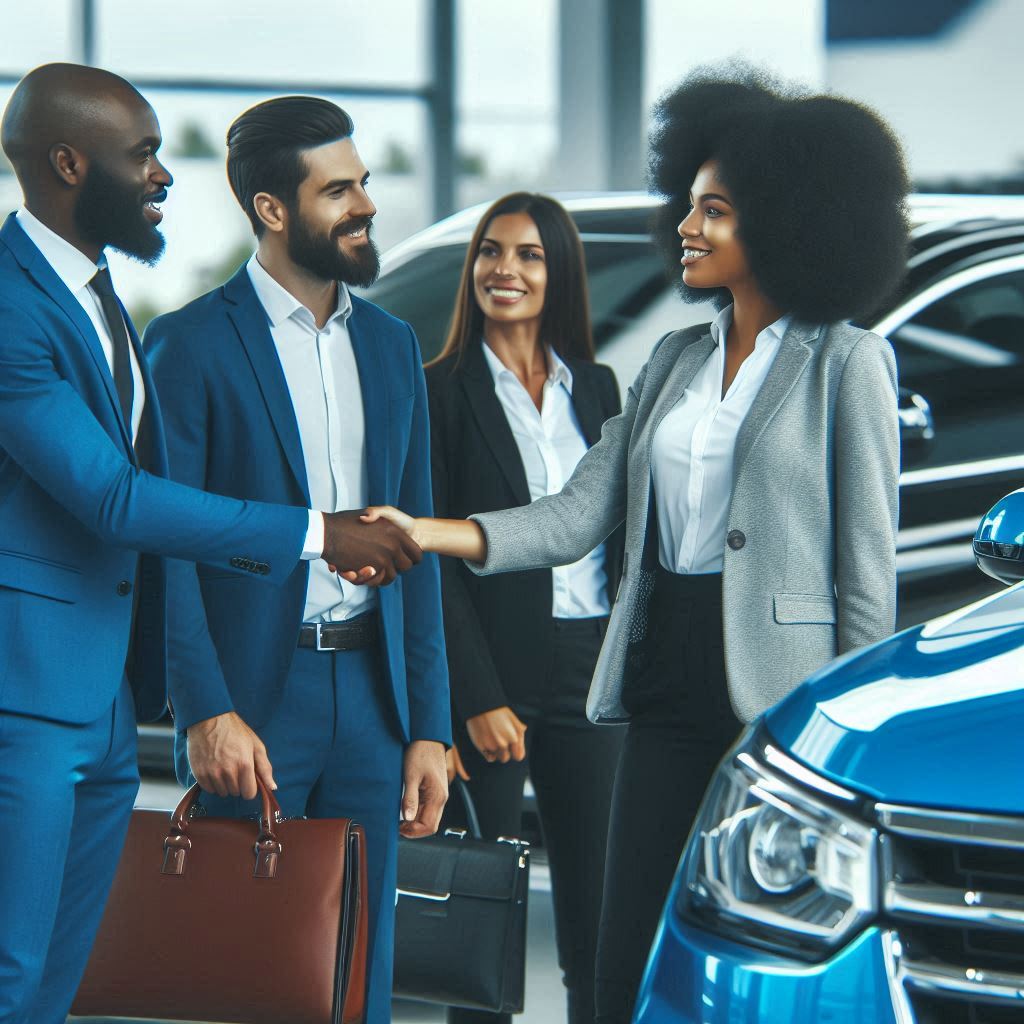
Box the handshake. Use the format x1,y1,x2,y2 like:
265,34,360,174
322,508,420,585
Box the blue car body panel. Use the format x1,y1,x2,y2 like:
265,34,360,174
764,583,1024,815
635,573,1024,1023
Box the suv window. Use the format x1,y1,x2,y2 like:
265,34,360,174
360,238,666,363
889,269,1024,466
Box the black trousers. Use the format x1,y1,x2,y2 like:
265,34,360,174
594,569,742,1024
445,617,624,1024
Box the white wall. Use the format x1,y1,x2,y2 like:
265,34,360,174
827,0,1024,181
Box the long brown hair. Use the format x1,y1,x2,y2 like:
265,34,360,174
429,192,595,368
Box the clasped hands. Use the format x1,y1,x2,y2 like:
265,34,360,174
321,506,420,585
321,507,420,585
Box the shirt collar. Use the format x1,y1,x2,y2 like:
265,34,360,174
709,303,792,349
481,341,575,394
246,253,353,330
16,207,103,295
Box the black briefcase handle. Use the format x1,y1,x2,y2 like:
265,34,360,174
448,777,483,839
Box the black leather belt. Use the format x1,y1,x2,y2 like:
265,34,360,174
298,612,379,651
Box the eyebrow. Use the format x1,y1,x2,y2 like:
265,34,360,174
689,192,733,205
479,236,544,248
131,135,161,153
319,172,370,194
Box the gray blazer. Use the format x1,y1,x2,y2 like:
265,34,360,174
469,320,899,724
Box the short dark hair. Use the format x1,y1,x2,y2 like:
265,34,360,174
649,63,911,322
226,96,355,237
431,192,595,368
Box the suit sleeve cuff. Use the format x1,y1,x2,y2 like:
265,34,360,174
301,510,325,561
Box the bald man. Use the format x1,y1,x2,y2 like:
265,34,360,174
0,64,423,1023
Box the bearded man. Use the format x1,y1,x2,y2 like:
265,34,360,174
145,96,450,1024
0,69,428,1024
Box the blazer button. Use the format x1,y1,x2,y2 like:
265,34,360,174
727,530,746,551
117,580,133,596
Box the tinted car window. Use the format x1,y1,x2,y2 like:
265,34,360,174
360,239,666,363
890,269,1024,466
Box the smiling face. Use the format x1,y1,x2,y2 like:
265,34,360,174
472,212,548,327
676,159,753,295
73,97,172,265
285,137,379,286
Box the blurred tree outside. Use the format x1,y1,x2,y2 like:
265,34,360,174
174,121,220,159
380,140,415,175
458,150,487,177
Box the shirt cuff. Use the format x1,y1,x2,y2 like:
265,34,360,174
301,510,325,561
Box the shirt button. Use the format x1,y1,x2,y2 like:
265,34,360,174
727,530,746,551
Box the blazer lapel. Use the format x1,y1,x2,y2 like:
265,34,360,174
643,330,717,461
347,306,389,505
568,363,606,447
459,343,531,508
1,215,132,452
733,321,818,479
223,269,311,504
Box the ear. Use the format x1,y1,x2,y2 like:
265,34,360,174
48,143,87,187
253,192,287,235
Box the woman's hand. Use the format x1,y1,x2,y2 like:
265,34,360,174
466,707,527,764
446,744,470,783
361,505,421,543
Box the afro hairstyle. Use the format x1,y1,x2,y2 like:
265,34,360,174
648,62,911,323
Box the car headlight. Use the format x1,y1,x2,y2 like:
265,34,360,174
676,730,877,959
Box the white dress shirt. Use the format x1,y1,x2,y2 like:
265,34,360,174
651,305,792,574
483,342,609,618
16,207,146,442
247,255,374,621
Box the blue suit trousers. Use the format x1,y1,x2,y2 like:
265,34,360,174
0,679,139,1024
196,645,404,1024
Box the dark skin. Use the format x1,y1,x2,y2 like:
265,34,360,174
677,160,785,394
2,65,428,806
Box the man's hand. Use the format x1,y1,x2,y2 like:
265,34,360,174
186,711,275,800
466,706,527,764
446,744,470,783
323,509,423,587
400,740,448,839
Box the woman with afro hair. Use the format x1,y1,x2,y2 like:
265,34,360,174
361,64,907,1021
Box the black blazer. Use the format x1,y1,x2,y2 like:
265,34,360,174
426,341,624,724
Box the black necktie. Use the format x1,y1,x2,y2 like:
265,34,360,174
90,266,135,435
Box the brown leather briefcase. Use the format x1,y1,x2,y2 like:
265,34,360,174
72,780,367,1024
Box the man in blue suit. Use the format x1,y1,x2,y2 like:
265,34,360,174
145,97,451,1022
0,67,425,1024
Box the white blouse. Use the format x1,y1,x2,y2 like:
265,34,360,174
482,343,610,618
651,305,792,574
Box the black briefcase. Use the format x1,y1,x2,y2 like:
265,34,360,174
393,780,530,1012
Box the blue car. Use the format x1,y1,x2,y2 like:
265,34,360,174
635,490,1024,1024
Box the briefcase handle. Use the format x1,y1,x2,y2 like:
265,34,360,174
161,780,284,879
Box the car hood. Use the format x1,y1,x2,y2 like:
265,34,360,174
764,582,1024,815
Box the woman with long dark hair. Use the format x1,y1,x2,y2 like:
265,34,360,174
364,67,907,1021
426,192,624,1024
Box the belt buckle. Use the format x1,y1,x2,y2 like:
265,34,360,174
315,622,328,652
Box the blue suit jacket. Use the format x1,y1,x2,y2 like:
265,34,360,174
145,266,450,757
0,215,308,725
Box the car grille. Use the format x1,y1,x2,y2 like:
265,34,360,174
877,803,1024,1024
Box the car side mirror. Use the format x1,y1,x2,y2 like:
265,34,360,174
898,388,935,467
974,489,1024,585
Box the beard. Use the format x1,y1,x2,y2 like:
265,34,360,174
286,208,380,287
74,160,165,266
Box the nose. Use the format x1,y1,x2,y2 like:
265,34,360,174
677,205,700,238
353,184,376,221
151,155,173,190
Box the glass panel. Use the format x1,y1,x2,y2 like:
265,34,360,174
94,0,429,87
0,1,76,72
455,0,558,207
644,0,825,110
890,269,1024,464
